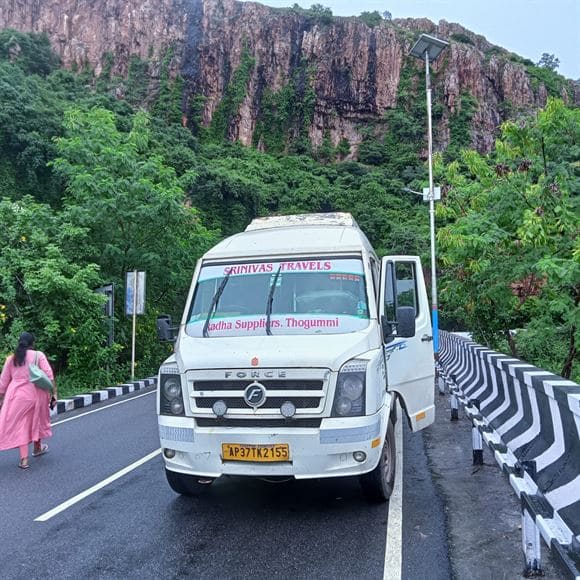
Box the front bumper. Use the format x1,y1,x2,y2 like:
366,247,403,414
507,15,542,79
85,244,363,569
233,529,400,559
159,408,389,479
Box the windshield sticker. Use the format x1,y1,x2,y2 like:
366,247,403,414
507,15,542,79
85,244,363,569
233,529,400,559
199,259,363,281
187,314,366,337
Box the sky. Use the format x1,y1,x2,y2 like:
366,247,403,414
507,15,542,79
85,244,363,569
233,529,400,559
241,0,580,79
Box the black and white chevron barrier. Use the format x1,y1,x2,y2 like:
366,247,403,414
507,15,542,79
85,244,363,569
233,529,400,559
438,331,580,578
50,377,157,415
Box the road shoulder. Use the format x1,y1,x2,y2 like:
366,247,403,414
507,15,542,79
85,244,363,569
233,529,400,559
423,390,562,579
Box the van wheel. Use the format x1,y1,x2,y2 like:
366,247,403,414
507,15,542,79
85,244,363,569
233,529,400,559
165,469,213,496
359,418,396,503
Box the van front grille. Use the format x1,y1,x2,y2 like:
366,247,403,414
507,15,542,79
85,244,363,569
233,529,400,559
191,378,326,415
193,380,322,391
195,418,322,428
195,397,321,409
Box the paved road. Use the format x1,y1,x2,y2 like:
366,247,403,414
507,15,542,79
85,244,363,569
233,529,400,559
0,388,450,579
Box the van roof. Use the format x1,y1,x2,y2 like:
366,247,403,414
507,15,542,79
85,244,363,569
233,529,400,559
204,214,375,261
245,212,359,231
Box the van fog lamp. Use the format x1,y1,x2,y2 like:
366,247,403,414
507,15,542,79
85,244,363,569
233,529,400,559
212,400,228,417
280,401,296,418
170,399,184,415
353,451,366,463
164,448,176,459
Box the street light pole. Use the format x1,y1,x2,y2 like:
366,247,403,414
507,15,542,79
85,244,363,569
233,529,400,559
409,33,448,361
425,49,439,358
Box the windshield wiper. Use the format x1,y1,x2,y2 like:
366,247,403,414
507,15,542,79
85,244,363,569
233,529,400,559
265,266,282,336
202,272,231,337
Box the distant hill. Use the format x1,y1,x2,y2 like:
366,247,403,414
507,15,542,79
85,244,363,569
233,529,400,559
1,0,578,157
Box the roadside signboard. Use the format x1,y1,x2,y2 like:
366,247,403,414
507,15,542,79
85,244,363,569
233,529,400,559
125,271,146,380
96,283,114,316
125,271,146,315
96,283,115,346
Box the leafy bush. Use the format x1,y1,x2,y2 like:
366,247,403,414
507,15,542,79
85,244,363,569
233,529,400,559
290,4,334,26
0,29,60,75
527,65,567,98
450,33,474,46
358,11,383,28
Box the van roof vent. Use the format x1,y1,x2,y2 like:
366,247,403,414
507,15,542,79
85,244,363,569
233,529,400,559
245,213,359,231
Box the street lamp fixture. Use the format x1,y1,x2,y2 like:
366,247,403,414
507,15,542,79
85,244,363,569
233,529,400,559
408,33,448,362
409,34,448,62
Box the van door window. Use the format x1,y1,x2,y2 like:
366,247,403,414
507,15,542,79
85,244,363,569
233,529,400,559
395,262,418,316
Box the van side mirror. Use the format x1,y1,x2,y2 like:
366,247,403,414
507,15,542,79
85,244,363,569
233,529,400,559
396,306,416,337
157,314,176,342
381,306,416,343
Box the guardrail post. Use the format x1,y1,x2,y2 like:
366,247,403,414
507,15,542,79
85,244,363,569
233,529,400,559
437,367,446,396
471,399,483,465
450,391,459,421
522,508,542,577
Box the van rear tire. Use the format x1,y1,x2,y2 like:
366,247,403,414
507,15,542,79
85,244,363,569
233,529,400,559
165,468,213,496
359,418,396,503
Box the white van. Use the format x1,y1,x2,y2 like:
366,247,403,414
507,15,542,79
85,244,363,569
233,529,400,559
157,213,434,501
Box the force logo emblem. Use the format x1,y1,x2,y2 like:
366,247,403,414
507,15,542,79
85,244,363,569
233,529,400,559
244,381,267,408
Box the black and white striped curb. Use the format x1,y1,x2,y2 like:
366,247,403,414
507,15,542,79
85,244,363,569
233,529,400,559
50,377,157,416
438,331,580,579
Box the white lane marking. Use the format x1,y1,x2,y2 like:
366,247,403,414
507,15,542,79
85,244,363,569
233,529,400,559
383,405,403,580
52,390,156,426
34,449,162,522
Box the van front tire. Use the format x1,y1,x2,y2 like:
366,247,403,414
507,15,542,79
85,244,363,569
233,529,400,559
359,418,396,503
165,468,213,496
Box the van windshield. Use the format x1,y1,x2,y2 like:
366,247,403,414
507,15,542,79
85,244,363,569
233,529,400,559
186,257,370,337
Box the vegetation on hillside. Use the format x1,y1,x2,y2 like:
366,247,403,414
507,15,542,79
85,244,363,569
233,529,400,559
438,99,579,380
0,30,577,393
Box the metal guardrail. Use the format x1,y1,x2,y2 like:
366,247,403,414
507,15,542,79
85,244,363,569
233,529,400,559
437,331,580,578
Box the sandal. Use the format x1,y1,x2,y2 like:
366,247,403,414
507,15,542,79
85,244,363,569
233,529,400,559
32,444,49,457
19,458,30,469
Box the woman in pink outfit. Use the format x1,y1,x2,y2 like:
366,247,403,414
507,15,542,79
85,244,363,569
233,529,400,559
0,332,57,469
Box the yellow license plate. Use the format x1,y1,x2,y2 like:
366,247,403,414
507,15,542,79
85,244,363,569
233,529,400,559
222,443,290,462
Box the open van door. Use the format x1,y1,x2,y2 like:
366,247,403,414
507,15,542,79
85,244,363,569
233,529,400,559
379,256,434,432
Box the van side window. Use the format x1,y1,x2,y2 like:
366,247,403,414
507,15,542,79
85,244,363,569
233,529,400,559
395,262,419,316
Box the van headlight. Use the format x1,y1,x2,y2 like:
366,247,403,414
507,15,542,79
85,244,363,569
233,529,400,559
332,359,367,417
160,374,185,416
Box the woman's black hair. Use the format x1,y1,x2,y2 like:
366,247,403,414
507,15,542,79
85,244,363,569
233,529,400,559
14,332,35,367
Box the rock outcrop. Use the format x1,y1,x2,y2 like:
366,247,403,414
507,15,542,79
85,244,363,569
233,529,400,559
1,0,576,155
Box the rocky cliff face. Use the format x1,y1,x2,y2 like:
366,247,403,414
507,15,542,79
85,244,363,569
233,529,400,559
1,0,576,155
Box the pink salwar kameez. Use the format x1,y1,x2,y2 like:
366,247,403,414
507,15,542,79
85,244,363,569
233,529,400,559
0,350,54,453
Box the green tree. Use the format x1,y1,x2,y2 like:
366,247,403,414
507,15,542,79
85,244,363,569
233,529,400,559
358,11,383,28
51,107,215,373
0,29,60,76
0,196,112,391
437,99,579,381
537,52,560,71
